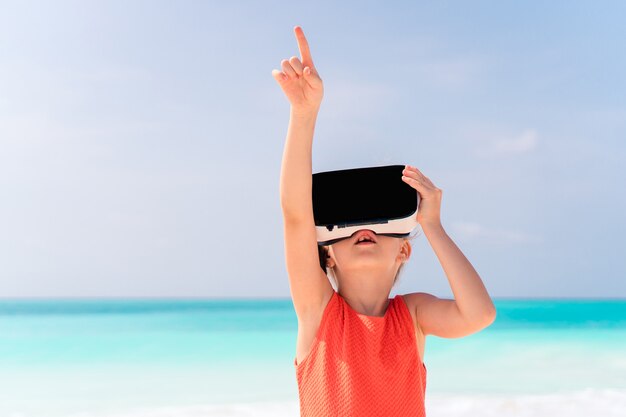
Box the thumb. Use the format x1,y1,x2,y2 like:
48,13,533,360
303,66,321,87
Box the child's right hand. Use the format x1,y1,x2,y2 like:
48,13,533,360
272,26,324,115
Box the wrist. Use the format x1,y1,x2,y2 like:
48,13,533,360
421,221,444,234
290,106,320,119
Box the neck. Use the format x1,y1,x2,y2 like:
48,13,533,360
335,266,395,316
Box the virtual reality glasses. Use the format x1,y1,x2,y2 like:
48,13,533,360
312,165,420,246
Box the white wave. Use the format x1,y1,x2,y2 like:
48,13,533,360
427,388,626,417
8,388,626,417
62,401,300,417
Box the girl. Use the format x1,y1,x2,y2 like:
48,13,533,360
272,26,497,417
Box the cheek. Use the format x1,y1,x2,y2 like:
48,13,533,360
380,241,404,257
330,243,349,259
330,241,358,261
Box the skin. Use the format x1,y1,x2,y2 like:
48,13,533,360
325,235,411,316
271,26,324,116
324,162,443,316
274,26,496,341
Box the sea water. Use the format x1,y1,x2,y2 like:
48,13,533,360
0,297,625,417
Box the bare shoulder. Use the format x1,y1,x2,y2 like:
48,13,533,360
403,291,483,339
401,292,437,335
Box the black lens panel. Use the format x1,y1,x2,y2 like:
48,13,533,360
312,165,418,228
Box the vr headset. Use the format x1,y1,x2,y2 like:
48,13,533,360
312,164,420,246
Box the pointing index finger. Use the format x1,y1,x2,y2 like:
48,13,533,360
294,26,314,68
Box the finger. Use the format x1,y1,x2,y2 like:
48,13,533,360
281,59,297,78
411,167,432,184
301,66,322,90
289,56,304,76
294,26,315,69
402,166,423,179
404,165,430,182
271,69,288,82
403,174,436,192
401,175,423,187
405,165,424,175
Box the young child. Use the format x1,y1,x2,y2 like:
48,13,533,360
272,26,497,417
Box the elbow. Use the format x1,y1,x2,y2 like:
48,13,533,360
470,304,496,330
460,305,497,334
483,304,497,327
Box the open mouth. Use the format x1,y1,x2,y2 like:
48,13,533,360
354,230,377,245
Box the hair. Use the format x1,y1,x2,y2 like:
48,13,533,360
318,232,420,291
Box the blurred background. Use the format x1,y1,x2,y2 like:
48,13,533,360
0,1,624,416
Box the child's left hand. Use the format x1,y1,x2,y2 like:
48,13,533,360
402,165,442,227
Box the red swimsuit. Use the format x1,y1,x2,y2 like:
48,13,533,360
294,290,427,416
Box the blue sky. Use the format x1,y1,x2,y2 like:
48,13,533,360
0,1,624,298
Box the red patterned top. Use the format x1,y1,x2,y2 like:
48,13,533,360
294,290,427,417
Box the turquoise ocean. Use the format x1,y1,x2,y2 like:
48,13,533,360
1,296,625,417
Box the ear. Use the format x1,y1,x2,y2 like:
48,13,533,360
325,246,336,268
398,240,411,262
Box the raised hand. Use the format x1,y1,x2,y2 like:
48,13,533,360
402,165,443,227
272,26,324,115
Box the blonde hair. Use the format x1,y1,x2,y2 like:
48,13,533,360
318,233,419,291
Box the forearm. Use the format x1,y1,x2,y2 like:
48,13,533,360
422,221,497,323
279,108,319,219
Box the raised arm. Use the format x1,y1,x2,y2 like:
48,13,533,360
401,166,497,338
274,26,323,218
272,26,333,319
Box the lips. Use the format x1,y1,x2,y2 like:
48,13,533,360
353,229,377,245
